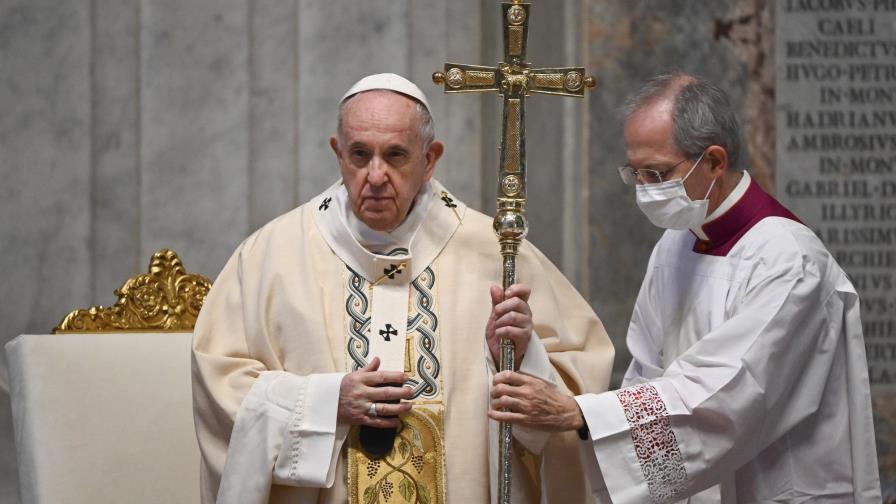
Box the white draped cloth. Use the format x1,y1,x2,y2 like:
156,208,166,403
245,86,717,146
576,173,881,503
192,179,614,503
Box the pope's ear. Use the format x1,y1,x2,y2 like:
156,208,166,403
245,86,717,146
705,145,728,176
426,140,445,164
329,136,340,156
425,141,444,172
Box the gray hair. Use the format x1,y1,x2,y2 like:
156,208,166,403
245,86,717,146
337,90,435,150
621,73,743,170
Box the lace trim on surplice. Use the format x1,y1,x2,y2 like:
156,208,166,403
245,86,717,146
616,383,688,503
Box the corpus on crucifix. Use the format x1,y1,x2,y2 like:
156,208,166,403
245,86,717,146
433,2,596,503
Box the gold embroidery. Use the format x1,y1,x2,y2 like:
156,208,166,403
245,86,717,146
404,336,414,374
346,265,445,503
438,191,462,222
349,408,445,504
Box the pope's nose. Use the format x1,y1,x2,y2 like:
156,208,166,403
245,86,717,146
367,158,388,186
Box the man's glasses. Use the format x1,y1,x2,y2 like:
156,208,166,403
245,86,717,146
617,157,691,185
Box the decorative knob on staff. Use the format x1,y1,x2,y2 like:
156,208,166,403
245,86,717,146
433,2,596,502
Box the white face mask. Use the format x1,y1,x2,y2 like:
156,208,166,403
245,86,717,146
635,151,714,230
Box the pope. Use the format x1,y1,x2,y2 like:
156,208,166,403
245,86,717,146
191,73,615,504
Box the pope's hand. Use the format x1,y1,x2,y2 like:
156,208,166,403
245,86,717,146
337,357,413,428
486,284,533,370
488,371,584,432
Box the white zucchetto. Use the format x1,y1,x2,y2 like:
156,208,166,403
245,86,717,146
340,73,431,112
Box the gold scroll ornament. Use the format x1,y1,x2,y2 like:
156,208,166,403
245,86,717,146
54,249,212,333
349,408,445,504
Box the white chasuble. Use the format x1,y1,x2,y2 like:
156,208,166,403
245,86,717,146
192,178,615,504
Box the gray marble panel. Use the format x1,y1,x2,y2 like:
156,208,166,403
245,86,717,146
774,5,896,493
524,0,581,274
296,0,410,203
249,0,299,230
561,1,590,290
0,1,94,501
775,1,896,387
0,0,93,377
585,0,754,384
92,0,141,300
140,0,251,280
410,0,484,210
479,2,503,217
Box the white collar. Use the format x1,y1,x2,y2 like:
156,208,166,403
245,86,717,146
312,179,464,283
337,182,434,252
691,171,750,240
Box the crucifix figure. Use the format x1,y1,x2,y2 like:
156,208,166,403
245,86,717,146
432,2,595,503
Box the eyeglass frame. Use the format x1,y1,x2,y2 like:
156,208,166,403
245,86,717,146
617,156,694,185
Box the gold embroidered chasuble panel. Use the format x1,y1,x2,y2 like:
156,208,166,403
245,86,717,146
310,181,462,504
344,263,446,504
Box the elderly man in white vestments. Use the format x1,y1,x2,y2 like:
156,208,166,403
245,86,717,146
489,73,882,503
191,73,615,504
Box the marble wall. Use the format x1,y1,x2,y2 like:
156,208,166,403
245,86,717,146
0,0,772,501
0,2,93,501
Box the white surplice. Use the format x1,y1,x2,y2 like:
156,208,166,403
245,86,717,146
576,173,881,503
192,179,615,504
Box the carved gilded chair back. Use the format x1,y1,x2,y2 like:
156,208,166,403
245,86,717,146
53,249,212,333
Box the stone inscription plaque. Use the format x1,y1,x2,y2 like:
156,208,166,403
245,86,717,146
776,1,896,496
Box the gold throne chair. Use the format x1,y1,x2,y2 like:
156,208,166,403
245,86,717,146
6,249,211,504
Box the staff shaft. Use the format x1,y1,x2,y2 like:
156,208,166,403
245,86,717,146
432,3,596,502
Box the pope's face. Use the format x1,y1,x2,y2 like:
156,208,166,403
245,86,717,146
331,91,443,231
